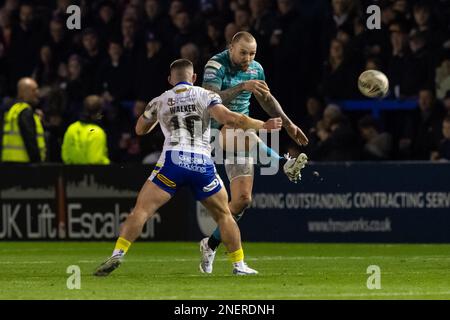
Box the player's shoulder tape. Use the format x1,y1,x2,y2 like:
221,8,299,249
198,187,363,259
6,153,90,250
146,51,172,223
205,60,222,70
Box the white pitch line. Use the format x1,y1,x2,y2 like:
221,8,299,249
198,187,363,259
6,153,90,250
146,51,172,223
187,291,450,299
0,261,54,264
2,255,450,265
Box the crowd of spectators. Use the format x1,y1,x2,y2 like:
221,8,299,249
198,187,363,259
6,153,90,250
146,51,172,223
1,0,450,163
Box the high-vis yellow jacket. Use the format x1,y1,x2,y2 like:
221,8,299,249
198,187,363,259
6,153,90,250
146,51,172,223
61,121,110,165
1,102,46,162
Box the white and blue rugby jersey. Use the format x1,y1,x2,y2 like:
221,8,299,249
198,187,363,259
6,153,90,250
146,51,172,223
145,82,222,157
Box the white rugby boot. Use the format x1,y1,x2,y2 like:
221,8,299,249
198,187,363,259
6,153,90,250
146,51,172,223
232,262,259,275
93,254,123,277
283,153,308,183
199,237,216,274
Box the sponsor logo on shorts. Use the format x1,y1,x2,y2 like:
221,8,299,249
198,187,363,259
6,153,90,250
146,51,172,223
203,178,219,192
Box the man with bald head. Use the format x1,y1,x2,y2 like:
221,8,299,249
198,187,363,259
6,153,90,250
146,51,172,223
1,77,46,162
199,31,309,274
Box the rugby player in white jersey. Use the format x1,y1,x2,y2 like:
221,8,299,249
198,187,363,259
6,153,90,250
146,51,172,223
93,59,282,276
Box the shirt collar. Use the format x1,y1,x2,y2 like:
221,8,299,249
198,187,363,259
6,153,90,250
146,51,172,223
174,81,192,86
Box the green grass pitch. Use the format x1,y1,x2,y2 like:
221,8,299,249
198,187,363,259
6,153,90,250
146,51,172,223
0,242,449,299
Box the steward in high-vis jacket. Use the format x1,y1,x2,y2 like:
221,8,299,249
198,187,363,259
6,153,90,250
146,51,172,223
1,78,46,163
61,95,110,165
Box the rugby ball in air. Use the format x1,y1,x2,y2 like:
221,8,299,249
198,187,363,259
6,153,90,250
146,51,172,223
358,70,389,98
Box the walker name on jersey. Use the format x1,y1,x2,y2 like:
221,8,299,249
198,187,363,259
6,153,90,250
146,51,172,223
169,104,197,114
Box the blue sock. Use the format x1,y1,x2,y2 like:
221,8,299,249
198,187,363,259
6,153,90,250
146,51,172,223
208,211,245,250
258,140,283,162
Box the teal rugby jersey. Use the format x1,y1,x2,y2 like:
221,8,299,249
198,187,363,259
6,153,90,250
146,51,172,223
202,50,265,129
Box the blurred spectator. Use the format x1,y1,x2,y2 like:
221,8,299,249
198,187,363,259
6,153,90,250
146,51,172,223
121,17,140,61
435,56,450,100
270,0,307,114
249,0,275,67
61,95,110,165
7,2,45,94
181,42,203,81
171,10,202,57
358,115,393,160
202,19,226,61
53,0,71,21
387,21,411,98
323,103,342,128
311,114,359,161
320,38,359,99
0,0,19,18
143,0,171,43
303,96,324,133
224,22,239,44
443,91,450,116
399,89,444,159
59,54,88,123
47,18,70,65
32,45,58,97
431,116,450,161
80,28,105,93
310,104,359,161
365,56,383,71
411,1,446,51
168,0,185,21
321,0,359,62
94,1,120,50
234,7,251,31
96,39,132,103
134,32,170,102
402,30,434,95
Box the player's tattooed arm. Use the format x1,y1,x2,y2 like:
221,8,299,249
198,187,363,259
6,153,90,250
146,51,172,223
209,104,282,131
255,92,309,146
203,83,244,106
255,93,292,127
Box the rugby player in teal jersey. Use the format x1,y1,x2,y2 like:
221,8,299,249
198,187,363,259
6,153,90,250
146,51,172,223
199,32,309,274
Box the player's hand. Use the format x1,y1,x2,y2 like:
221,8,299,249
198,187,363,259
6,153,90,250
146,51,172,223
262,117,282,131
285,123,309,146
242,80,270,98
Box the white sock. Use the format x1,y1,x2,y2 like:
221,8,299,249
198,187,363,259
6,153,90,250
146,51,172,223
112,249,125,257
233,260,245,269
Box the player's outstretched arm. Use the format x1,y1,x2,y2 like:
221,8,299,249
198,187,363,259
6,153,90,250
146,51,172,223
209,103,281,131
254,88,309,146
204,83,244,106
135,116,158,136
135,101,159,135
204,80,270,106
